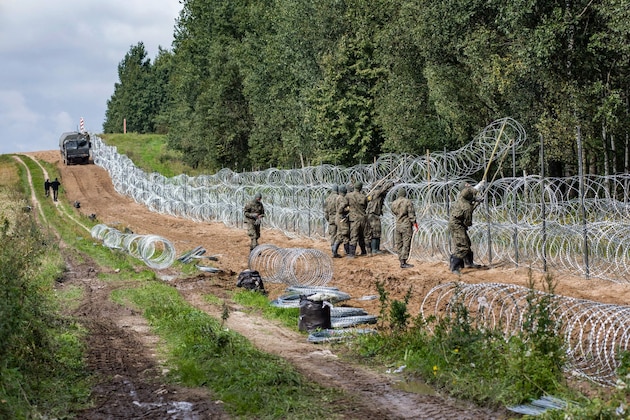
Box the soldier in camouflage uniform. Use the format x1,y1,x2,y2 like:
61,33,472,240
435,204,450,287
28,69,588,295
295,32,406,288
448,181,486,273
335,185,351,257
243,192,265,251
324,185,340,257
391,187,417,268
346,181,369,257
366,180,394,254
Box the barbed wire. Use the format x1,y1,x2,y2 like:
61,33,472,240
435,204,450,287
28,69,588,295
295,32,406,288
90,224,176,270
247,244,333,286
91,117,630,282
419,282,630,385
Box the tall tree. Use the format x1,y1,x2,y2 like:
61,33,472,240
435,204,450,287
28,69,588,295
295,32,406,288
103,42,157,133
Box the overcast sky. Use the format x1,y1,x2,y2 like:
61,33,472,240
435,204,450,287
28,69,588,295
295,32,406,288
0,0,182,154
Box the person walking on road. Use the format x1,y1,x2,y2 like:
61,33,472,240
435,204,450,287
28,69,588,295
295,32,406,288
44,178,51,197
448,181,486,274
391,187,417,269
50,178,61,202
244,192,265,252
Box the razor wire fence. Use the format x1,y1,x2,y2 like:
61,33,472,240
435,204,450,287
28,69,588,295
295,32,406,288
91,117,630,283
420,282,630,385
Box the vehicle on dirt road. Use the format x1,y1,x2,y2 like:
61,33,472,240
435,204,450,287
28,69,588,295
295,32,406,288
59,131,91,165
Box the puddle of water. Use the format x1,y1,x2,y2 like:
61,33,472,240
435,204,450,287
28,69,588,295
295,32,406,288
392,380,437,396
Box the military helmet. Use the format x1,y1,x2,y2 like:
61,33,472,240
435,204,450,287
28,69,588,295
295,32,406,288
332,184,339,193
460,187,475,202
254,192,262,200
354,181,363,191
396,188,406,198
339,185,347,194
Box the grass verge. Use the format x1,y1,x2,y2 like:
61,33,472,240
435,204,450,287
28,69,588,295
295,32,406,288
112,282,347,418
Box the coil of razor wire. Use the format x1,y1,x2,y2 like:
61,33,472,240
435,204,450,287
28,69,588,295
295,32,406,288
90,224,175,270
90,117,630,283
247,244,333,287
307,328,378,343
420,282,630,385
331,315,378,328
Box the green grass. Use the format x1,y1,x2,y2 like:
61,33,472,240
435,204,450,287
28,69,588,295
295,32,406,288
0,183,91,419
113,282,346,418
231,290,301,330
100,133,203,177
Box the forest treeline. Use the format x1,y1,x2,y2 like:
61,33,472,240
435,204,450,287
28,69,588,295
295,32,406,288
103,0,630,177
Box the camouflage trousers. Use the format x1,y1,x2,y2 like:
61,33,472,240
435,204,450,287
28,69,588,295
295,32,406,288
327,222,337,245
367,214,382,239
394,223,413,260
335,217,350,244
247,223,261,249
449,224,471,259
349,216,367,247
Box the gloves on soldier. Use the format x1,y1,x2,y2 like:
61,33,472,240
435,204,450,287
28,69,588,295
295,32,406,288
254,218,261,226
413,222,419,232
473,179,487,192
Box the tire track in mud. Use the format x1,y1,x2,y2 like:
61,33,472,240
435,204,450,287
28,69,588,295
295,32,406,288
20,152,229,419
178,281,509,419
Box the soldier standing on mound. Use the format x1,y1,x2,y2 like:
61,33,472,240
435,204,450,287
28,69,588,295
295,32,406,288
366,180,394,254
346,181,369,257
335,185,350,257
448,180,486,274
391,187,417,269
324,185,340,257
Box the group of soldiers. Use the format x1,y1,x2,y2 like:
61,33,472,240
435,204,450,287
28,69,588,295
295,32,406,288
243,178,486,273
323,180,417,268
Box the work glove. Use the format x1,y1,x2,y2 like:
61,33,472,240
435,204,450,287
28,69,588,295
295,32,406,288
413,222,419,232
473,179,487,192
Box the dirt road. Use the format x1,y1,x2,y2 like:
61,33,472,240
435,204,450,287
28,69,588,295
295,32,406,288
27,150,630,419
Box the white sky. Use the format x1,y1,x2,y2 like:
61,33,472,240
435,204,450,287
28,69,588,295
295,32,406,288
0,0,182,154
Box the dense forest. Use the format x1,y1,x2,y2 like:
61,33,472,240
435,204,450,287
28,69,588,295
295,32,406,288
103,0,630,177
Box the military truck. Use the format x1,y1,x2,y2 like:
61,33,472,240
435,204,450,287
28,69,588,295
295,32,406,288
59,131,91,165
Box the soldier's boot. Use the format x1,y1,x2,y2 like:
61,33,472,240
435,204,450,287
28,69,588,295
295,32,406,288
346,244,356,259
344,243,350,256
332,242,342,258
358,239,367,256
400,259,414,269
449,254,464,274
464,251,482,268
371,238,381,254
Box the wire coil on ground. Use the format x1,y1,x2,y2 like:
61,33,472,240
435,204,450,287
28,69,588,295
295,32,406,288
420,282,630,385
90,224,176,270
248,244,333,286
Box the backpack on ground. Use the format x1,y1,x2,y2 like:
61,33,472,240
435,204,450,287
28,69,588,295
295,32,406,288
236,270,267,294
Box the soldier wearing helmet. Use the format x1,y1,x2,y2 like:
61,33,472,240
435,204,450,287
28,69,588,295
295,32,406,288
244,192,265,252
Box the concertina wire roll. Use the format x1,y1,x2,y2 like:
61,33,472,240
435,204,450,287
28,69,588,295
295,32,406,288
89,117,630,284
421,282,630,386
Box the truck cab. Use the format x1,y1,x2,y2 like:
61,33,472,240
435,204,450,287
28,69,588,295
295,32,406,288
59,131,91,165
